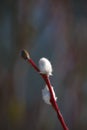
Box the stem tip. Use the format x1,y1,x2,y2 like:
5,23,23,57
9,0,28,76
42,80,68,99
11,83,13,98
21,49,30,60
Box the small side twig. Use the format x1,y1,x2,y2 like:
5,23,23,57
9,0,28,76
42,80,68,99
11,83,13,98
21,49,69,130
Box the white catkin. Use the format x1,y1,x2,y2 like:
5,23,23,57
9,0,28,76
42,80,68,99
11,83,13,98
39,57,53,76
42,85,57,105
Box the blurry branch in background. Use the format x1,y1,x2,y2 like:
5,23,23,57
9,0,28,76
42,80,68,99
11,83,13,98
0,0,33,129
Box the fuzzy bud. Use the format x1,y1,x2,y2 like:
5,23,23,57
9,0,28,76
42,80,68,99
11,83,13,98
42,85,57,105
39,57,52,76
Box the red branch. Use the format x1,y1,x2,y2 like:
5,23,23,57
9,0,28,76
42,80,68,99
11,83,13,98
21,50,69,130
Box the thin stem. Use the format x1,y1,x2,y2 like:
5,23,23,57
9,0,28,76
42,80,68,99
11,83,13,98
21,50,69,130
43,75,69,130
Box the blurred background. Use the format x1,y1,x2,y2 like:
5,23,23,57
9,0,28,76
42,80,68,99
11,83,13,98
0,0,87,130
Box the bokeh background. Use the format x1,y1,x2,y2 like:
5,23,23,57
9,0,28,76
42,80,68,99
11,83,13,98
0,0,87,130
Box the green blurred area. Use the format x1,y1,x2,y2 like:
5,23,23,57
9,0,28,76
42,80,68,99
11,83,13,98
0,0,87,130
